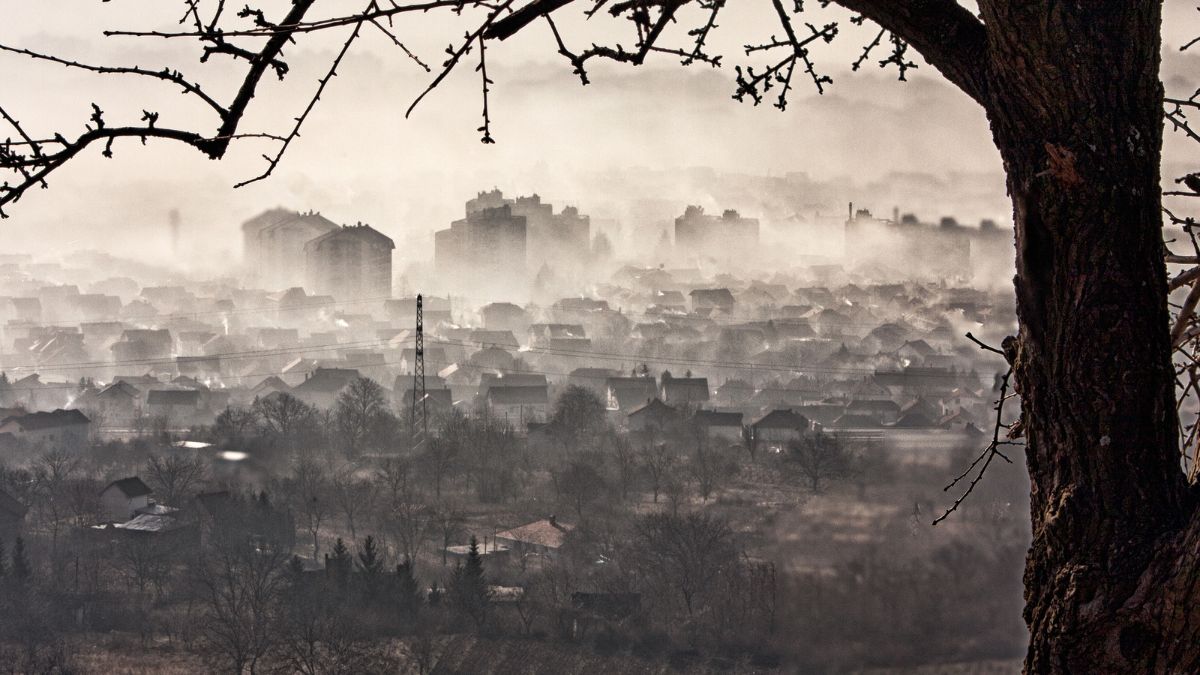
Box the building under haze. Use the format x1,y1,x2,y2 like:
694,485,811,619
435,196,528,296
843,204,973,281
304,223,394,301
241,210,338,290
434,189,596,298
510,194,591,266
241,207,296,269
674,206,759,266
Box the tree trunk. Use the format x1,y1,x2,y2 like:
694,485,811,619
979,2,1200,671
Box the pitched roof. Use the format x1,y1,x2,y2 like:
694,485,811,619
98,381,141,400
692,410,743,427
830,414,884,429
487,385,549,405
689,288,735,305
607,376,657,391
252,376,291,394
662,377,710,400
480,373,547,392
569,367,619,381
262,211,339,236
240,207,297,233
628,397,677,417
304,223,395,251
1,408,90,430
147,389,203,406
752,409,810,430
846,399,901,413
893,412,935,428
898,339,936,356
113,513,184,533
496,518,574,549
469,330,520,349
293,368,360,393
105,476,153,498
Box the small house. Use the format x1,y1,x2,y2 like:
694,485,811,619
0,409,91,450
100,477,154,523
495,516,574,559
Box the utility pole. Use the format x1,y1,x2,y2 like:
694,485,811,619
410,294,428,453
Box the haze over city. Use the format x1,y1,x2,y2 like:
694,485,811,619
3,2,1200,673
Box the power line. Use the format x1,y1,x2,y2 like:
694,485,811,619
12,293,402,328
0,336,400,373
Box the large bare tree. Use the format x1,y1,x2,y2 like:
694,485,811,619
5,1,1200,670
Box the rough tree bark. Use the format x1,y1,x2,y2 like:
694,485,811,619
841,1,1198,671
980,4,1197,672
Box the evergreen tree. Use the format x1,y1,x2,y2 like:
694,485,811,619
288,554,305,582
448,536,489,629
327,537,352,588
395,557,420,617
0,539,7,577
356,535,383,576
356,535,384,605
12,536,30,579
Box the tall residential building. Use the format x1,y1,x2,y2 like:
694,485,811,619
304,223,395,300
241,207,296,262
435,199,528,296
242,210,339,290
434,190,591,297
512,194,590,265
674,206,760,265
843,204,971,281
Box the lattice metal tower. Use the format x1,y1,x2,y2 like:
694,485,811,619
409,294,428,452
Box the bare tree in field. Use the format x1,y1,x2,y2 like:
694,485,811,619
607,432,639,503
547,385,608,453
253,393,319,452
639,442,675,504
786,433,852,493
117,535,172,598
145,453,209,506
388,486,433,566
629,511,737,619
688,432,733,501
333,378,391,459
29,452,81,567
193,524,289,674
375,457,413,502
431,502,466,567
331,464,376,542
276,459,331,559
555,457,608,521
9,0,1200,667
214,406,260,448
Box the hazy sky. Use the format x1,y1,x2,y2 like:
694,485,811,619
4,1,1200,269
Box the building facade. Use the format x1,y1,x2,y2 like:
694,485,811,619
304,224,395,301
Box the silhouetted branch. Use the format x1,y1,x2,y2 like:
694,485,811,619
406,0,517,120
0,0,998,215
851,28,884,71
477,34,496,144
933,363,1016,526
0,43,227,115
233,7,368,188
368,2,433,72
